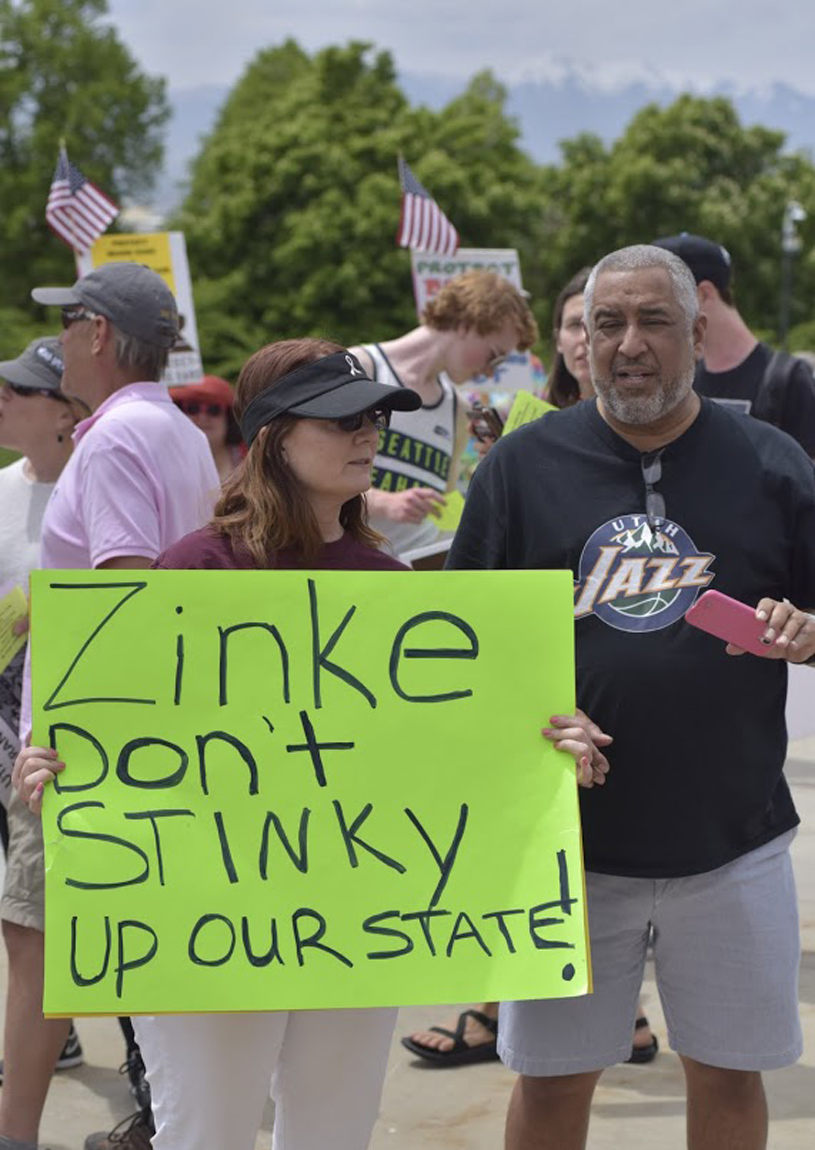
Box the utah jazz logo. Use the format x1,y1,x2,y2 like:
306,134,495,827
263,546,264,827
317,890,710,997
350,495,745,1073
574,514,714,632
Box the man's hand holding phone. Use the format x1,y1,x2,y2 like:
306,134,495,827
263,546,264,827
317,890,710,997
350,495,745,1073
737,597,815,661
685,589,815,662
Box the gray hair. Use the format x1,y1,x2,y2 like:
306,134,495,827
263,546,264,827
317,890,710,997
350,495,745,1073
113,325,170,382
583,245,699,329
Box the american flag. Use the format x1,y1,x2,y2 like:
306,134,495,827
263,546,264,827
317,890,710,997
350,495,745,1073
46,147,119,253
396,157,459,256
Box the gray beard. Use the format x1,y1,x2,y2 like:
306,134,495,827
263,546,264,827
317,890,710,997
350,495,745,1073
592,368,694,426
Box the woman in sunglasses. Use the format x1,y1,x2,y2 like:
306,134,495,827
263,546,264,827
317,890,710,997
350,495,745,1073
169,375,246,483
0,337,86,1085
155,340,422,577
0,336,76,839
139,341,421,1150
16,337,421,1150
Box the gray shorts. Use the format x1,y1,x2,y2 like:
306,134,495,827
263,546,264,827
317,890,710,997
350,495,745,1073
499,831,801,1075
0,787,45,932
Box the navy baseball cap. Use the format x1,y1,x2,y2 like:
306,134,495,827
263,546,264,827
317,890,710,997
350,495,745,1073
652,233,732,294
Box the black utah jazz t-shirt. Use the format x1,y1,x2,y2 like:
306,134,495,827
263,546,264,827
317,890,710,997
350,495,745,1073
447,398,815,877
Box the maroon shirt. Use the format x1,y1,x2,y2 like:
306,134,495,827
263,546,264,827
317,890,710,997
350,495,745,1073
154,526,409,571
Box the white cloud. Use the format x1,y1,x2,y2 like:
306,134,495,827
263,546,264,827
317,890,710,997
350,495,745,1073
107,0,815,97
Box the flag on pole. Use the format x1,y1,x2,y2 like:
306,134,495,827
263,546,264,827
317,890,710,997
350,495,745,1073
45,147,119,253
396,157,459,256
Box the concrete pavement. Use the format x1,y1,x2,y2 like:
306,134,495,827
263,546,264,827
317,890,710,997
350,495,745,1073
4,734,815,1149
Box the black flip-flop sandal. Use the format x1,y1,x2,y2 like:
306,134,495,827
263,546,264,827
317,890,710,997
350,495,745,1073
625,1015,659,1064
401,1008,499,1066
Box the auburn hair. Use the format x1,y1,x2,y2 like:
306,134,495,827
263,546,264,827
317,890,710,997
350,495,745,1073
422,270,538,350
211,338,384,566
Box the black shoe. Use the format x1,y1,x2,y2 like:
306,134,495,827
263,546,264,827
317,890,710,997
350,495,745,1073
0,1022,83,1082
84,1110,154,1150
625,1015,659,1064
122,1048,151,1113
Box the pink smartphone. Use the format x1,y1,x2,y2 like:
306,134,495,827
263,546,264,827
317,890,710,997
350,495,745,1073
684,590,771,657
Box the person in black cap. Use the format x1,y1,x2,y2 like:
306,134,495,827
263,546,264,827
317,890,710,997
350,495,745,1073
18,338,409,1150
653,232,815,455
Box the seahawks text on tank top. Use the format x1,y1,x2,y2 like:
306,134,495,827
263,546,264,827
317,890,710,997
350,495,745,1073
364,343,458,495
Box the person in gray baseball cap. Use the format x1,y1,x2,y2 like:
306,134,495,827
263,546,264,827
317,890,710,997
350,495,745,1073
33,261,178,347
0,336,66,397
0,269,217,1150
31,262,179,412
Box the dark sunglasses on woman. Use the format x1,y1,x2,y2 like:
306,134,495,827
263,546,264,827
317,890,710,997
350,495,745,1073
334,408,391,433
5,382,67,402
177,401,227,417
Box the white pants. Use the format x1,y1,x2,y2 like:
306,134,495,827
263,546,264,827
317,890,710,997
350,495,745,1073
134,1007,398,1150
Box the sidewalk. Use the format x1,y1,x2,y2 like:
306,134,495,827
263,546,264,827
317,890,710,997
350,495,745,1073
5,735,815,1149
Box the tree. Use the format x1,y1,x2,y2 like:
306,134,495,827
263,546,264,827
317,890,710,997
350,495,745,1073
175,47,546,377
537,95,815,339
0,0,169,355
180,59,815,373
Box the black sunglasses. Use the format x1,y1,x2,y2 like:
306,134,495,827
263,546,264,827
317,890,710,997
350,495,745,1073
177,400,227,417
334,408,391,433
60,307,97,329
5,381,64,401
641,449,666,536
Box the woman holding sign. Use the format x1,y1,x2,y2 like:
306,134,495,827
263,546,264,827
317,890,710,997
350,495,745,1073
15,337,610,1150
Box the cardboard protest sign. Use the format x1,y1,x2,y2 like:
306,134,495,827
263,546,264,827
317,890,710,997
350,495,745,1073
411,249,524,316
77,232,203,385
410,248,542,396
503,391,557,437
32,569,587,1016
0,581,28,809
0,583,27,675
429,490,465,532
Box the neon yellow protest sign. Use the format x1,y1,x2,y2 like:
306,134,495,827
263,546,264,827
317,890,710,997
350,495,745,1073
31,569,586,1015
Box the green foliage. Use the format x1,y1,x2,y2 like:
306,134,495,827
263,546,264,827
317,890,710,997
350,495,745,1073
5,10,814,374
179,53,815,374
175,46,546,376
0,0,169,328
788,320,815,353
0,306,54,361
536,95,815,339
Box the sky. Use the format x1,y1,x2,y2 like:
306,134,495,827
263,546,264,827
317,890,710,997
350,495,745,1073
107,1,815,97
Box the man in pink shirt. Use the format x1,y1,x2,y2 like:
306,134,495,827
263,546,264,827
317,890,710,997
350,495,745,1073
0,263,218,1150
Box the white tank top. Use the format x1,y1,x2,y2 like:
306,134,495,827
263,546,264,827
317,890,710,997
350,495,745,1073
363,343,458,557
